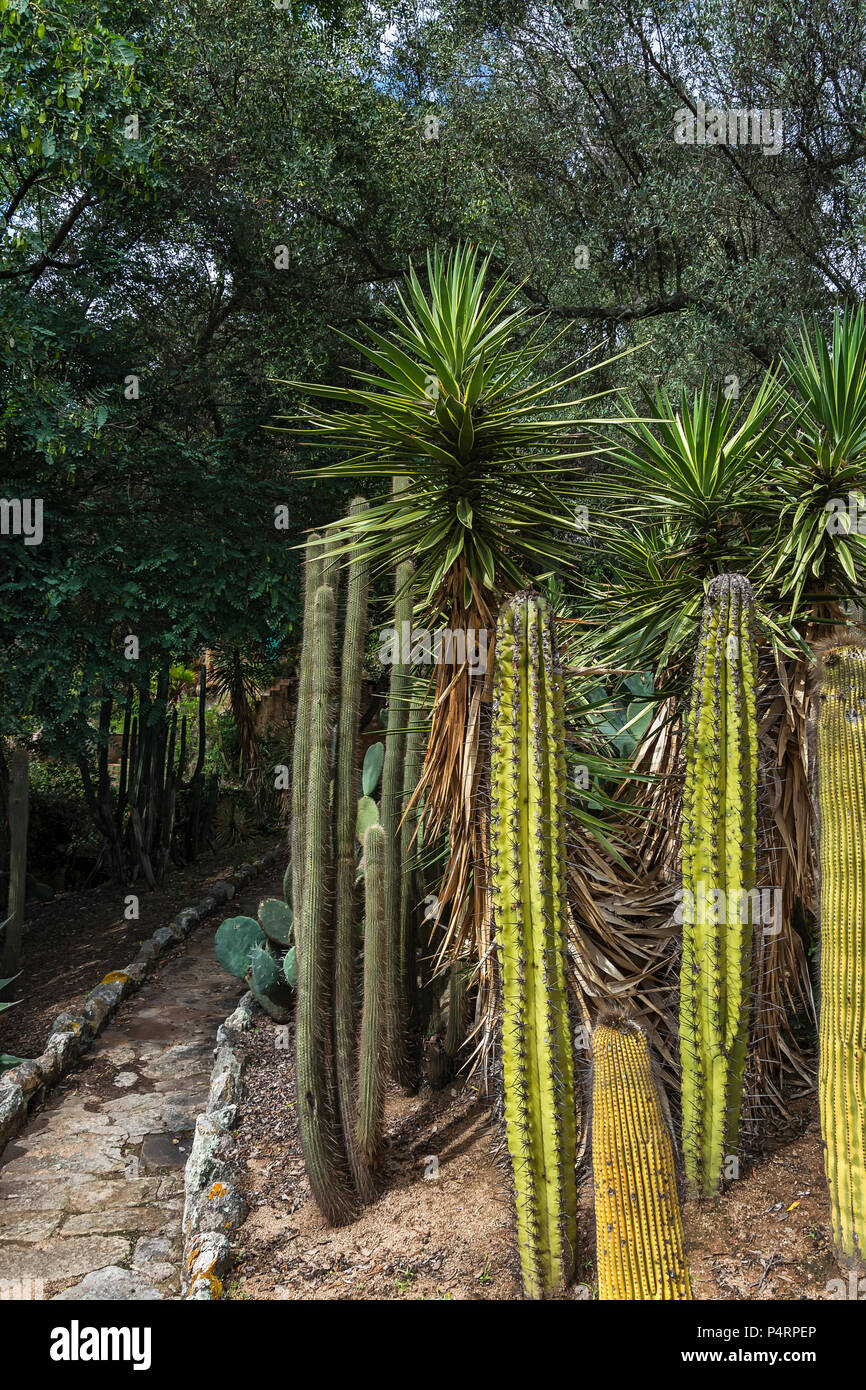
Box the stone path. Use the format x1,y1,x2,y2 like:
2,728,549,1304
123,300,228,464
0,863,282,1300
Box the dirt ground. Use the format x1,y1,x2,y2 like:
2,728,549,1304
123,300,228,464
227,1012,839,1302
2,833,281,1058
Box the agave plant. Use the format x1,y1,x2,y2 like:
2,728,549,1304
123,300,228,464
272,244,626,1035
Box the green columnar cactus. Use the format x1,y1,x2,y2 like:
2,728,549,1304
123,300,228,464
490,591,577,1300
445,961,469,1061
291,532,323,954
680,573,758,1198
399,696,427,1074
358,823,387,1169
294,583,357,1225
334,498,374,1202
816,638,866,1266
382,558,414,1085
592,1013,692,1300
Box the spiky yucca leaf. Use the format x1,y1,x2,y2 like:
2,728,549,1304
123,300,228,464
271,243,630,613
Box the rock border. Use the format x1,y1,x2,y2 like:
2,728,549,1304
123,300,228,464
181,990,255,1299
0,846,283,1162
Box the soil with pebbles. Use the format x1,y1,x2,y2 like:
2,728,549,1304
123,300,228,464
225,1012,839,1301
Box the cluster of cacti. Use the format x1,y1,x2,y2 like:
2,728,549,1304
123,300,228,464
815,637,866,1266
289,502,428,1223
591,1012,691,1300
679,573,759,1198
490,591,577,1299
213,885,295,1022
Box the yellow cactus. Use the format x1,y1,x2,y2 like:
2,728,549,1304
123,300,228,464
592,1013,691,1300
816,638,866,1265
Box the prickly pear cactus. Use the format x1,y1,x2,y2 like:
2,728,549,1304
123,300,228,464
680,573,758,1197
592,1012,691,1300
490,591,577,1299
816,637,866,1266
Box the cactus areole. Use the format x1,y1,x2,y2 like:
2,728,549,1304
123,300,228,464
680,573,759,1198
490,591,577,1299
816,638,866,1266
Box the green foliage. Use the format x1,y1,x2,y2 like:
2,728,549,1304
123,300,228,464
277,245,617,613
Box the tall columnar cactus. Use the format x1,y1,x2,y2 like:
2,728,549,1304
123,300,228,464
382,558,414,1086
358,823,387,1169
816,637,866,1266
333,498,373,1202
400,696,427,1071
294,582,357,1225
490,591,577,1299
290,531,323,954
592,1013,692,1300
680,573,758,1197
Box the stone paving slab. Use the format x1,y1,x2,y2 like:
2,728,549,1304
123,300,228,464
0,859,282,1300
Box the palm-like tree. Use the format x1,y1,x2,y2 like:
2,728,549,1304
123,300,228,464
767,307,866,614
273,244,626,1015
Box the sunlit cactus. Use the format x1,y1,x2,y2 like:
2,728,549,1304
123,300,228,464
680,573,758,1197
816,637,866,1266
592,1012,691,1300
490,591,577,1299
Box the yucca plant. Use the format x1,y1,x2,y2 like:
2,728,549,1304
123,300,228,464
577,374,788,675
571,372,817,1122
767,306,866,614
273,244,627,1042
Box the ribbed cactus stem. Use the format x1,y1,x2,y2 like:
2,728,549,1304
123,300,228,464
383,558,414,1085
333,498,373,1202
816,638,866,1266
680,573,758,1198
445,961,469,1060
490,591,577,1299
592,1013,692,1300
295,584,357,1225
291,532,323,955
358,823,387,1170
399,696,427,1071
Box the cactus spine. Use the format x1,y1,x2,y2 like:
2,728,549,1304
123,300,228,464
490,591,577,1299
358,823,387,1167
592,1013,691,1300
816,638,866,1266
680,573,758,1198
294,582,357,1224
